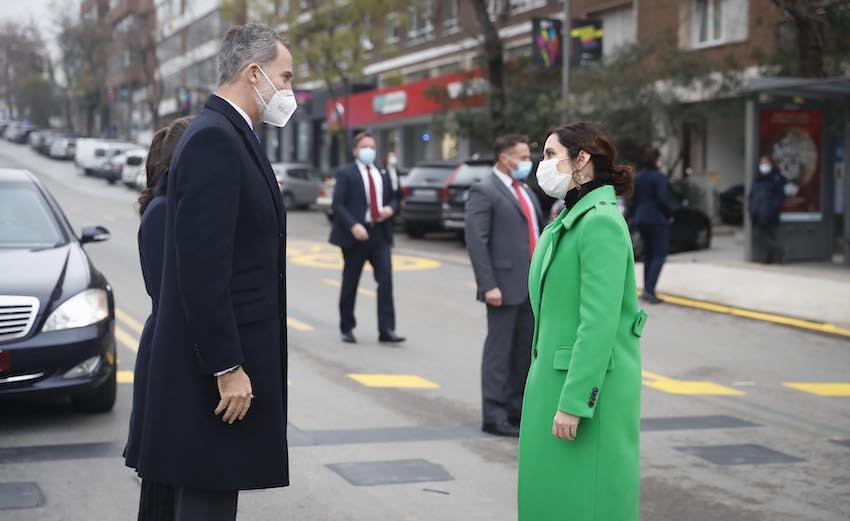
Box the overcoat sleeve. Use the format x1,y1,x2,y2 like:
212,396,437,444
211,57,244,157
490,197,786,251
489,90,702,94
173,126,244,374
559,210,628,418
332,167,358,231
464,183,498,294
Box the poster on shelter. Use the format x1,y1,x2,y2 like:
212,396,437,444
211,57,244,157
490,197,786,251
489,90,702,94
759,108,822,215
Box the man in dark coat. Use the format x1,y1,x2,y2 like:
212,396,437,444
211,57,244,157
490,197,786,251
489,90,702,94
329,131,405,344
134,24,295,520
749,155,787,263
465,134,544,437
630,146,672,304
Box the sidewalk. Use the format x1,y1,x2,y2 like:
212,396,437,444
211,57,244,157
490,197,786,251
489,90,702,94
641,232,850,331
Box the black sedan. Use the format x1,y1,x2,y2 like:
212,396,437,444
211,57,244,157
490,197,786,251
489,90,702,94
441,159,495,236
400,161,461,238
0,168,116,412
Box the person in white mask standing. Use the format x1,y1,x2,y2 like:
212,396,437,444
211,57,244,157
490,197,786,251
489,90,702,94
465,134,545,437
132,24,294,521
329,132,405,345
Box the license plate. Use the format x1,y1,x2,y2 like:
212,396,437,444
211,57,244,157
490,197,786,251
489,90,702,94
412,189,438,202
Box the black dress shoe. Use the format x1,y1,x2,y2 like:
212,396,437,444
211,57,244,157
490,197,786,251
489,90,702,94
341,331,357,343
640,292,663,305
482,421,520,438
378,330,406,343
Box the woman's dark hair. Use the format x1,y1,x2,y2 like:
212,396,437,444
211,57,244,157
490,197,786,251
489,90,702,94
549,121,635,198
641,145,661,170
137,116,193,216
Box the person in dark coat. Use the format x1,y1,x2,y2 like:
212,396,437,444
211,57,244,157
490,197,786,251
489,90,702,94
748,155,787,263
133,24,296,521
124,116,192,521
329,131,404,344
630,146,672,304
465,134,544,438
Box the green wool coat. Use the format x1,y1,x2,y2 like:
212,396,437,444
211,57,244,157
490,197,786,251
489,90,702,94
518,184,645,521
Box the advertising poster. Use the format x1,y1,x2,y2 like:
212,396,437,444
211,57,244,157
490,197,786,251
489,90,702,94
759,108,823,216
532,18,562,68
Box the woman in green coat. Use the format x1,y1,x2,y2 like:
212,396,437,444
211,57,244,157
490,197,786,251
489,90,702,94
518,122,646,521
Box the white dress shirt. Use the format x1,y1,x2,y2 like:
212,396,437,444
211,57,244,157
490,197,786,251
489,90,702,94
216,94,255,134
493,167,540,237
356,159,384,223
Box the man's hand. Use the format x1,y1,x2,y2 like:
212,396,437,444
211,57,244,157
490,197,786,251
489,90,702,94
379,206,394,221
484,287,503,307
214,367,253,424
351,223,370,241
553,410,581,441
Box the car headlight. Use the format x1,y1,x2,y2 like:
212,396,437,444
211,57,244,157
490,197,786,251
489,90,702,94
42,289,110,332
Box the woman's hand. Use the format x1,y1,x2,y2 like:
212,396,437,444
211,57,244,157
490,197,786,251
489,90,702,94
552,410,581,441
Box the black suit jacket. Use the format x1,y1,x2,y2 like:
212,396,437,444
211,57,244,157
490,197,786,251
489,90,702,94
134,95,289,491
329,161,398,249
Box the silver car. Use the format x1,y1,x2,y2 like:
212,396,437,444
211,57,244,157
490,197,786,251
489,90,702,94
270,162,324,210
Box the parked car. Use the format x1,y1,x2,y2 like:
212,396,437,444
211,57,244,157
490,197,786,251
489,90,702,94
400,161,462,238
100,147,145,185
270,162,324,209
5,122,38,144
718,183,745,226
441,159,495,236
49,136,77,160
315,177,336,221
74,139,130,176
0,168,116,412
121,149,148,189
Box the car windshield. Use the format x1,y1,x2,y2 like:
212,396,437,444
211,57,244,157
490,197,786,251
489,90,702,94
405,166,456,185
94,148,106,157
0,183,66,248
453,163,492,184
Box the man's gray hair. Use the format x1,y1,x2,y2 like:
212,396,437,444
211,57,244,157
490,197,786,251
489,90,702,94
218,23,287,86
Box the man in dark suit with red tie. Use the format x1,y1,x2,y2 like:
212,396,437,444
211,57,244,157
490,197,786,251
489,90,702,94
329,132,405,344
465,134,545,437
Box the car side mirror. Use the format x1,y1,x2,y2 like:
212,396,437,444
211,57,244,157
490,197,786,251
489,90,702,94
80,225,110,244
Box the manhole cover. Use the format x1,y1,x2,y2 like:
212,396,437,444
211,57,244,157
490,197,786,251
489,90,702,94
641,415,760,432
0,482,44,510
326,459,453,486
675,444,805,465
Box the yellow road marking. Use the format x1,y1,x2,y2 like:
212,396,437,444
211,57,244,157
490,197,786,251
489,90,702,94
656,292,850,339
115,308,145,335
117,370,134,384
642,369,745,396
322,278,377,297
783,382,850,397
287,317,315,332
287,239,441,272
348,374,440,389
467,282,477,289
115,326,139,353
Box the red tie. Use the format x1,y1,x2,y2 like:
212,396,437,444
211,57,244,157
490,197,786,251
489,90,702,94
512,179,537,257
367,166,380,222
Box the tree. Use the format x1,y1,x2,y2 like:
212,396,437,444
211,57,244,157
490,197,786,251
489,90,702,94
470,0,508,137
771,0,850,78
222,0,418,152
0,20,47,121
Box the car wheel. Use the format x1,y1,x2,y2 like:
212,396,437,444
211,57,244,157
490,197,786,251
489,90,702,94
72,365,117,414
405,223,425,239
283,192,296,210
695,226,712,250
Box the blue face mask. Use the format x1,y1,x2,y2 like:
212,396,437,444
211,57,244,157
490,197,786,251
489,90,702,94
512,160,533,180
358,147,376,166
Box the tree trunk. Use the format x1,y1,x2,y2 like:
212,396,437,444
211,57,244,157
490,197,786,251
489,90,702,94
776,0,825,77
471,0,506,136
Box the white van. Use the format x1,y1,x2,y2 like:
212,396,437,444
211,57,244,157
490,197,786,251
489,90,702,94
74,139,136,176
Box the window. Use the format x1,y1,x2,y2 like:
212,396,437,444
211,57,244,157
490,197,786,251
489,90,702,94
158,31,183,64
0,184,65,247
596,5,636,58
439,0,458,33
509,0,547,12
690,0,748,48
186,11,221,51
408,4,433,40
386,13,401,43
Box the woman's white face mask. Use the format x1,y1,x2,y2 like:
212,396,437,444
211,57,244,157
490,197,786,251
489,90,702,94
536,157,574,199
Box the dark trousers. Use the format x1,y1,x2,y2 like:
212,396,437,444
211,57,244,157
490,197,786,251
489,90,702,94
639,224,670,296
482,300,533,425
755,224,784,263
339,228,395,334
137,479,175,521
173,488,238,521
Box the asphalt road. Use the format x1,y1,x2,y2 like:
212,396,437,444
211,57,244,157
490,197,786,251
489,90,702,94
1,138,849,521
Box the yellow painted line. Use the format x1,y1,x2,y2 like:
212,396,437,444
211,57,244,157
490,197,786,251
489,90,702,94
287,317,315,332
657,292,850,339
115,326,139,353
321,278,377,297
642,369,745,396
117,370,134,384
348,374,440,389
467,282,477,289
115,308,144,335
783,382,850,397
286,239,441,272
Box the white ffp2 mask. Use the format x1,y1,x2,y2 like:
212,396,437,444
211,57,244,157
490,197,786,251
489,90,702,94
253,66,297,128
536,158,573,199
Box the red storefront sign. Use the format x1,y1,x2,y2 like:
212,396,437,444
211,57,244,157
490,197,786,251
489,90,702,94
759,108,823,214
326,70,485,129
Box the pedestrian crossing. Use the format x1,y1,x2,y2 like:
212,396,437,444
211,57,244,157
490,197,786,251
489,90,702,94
113,308,849,398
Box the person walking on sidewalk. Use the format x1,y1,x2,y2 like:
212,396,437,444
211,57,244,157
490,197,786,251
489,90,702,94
465,134,545,437
329,131,405,344
630,146,672,304
518,122,644,521
749,156,787,264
